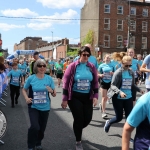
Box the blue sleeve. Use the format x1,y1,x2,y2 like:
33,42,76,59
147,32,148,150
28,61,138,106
48,76,55,89
95,60,98,69
24,76,32,89
143,55,150,65
7,71,12,77
73,56,79,62
127,96,147,127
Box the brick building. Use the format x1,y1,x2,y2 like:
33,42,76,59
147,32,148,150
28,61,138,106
14,37,48,51
81,0,150,57
36,38,69,59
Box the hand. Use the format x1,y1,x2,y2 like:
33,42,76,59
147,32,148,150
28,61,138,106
46,86,53,93
110,72,113,75
120,92,127,98
61,101,68,109
25,98,32,104
98,74,104,78
140,90,145,95
93,98,98,107
51,90,56,97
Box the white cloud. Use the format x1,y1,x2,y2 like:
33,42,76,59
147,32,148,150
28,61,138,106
42,36,80,44
1,8,38,17
27,23,52,30
37,0,85,9
34,9,78,24
0,23,25,31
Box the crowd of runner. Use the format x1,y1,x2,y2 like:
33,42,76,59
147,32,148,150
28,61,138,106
0,45,150,150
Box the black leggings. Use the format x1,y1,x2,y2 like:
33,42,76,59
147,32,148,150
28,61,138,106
109,95,133,125
10,84,20,106
68,92,93,141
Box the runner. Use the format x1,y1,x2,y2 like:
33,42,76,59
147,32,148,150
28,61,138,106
22,59,56,150
7,62,24,108
104,55,144,133
61,46,98,150
55,59,63,88
98,53,114,118
49,57,55,77
140,54,150,92
122,92,150,150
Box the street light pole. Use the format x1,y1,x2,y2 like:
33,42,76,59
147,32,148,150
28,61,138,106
127,0,131,48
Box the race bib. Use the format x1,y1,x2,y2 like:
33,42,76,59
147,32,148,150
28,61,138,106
77,79,90,90
21,69,25,73
12,77,19,84
103,72,111,80
33,91,47,104
121,78,132,90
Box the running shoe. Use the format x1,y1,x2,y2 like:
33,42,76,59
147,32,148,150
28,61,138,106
76,142,83,150
102,112,107,118
36,145,43,150
99,103,102,112
107,99,111,104
104,120,110,133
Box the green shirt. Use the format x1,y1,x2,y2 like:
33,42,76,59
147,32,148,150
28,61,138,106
55,63,63,74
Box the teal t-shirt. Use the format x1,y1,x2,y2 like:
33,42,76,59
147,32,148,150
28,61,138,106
55,63,63,74
98,63,114,83
19,63,27,75
127,92,150,127
49,61,55,70
137,60,143,67
24,74,55,111
111,60,119,71
131,59,138,78
73,63,93,93
117,71,132,100
7,69,23,86
74,56,98,69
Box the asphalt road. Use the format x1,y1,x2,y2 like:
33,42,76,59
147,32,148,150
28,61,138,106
0,80,146,150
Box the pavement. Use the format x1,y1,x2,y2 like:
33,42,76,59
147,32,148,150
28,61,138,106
0,79,146,150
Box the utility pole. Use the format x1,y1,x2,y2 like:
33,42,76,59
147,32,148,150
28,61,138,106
51,31,53,57
127,0,131,48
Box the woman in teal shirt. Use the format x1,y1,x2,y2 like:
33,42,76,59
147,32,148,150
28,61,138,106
22,59,56,150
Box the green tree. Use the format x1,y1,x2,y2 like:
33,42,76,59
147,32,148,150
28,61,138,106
82,29,94,46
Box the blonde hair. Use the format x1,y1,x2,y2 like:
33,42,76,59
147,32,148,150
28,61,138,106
111,52,127,62
122,56,132,63
103,53,110,59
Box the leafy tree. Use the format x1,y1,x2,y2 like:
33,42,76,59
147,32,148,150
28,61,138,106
82,29,94,46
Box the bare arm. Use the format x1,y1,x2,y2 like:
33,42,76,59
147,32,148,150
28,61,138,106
140,63,150,73
22,88,32,104
122,122,134,150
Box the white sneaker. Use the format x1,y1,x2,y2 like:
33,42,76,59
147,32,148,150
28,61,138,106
76,142,83,150
102,112,107,118
107,99,111,104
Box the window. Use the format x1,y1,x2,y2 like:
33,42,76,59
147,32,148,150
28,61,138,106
142,21,148,32
143,9,148,17
117,20,123,31
117,6,123,14
117,35,123,48
104,4,110,13
104,35,110,48
104,18,110,30
130,7,136,15
130,36,135,48
130,20,136,31
142,37,147,49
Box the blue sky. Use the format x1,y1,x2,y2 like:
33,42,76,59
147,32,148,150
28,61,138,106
0,0,85,54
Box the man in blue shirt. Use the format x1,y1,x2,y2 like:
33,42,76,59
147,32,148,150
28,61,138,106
49,57,55,77
122,92,150,150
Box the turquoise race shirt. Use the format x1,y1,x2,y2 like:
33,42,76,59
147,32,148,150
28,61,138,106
73,63,93,93
7,69,23,86
98,63,114,83
131,59,138,78
117,71,132,100
18,63,27,75
24,74,55,111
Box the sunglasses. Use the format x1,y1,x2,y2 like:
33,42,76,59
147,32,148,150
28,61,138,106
124,65,132,67
37,64,46,68
82,54,90,57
